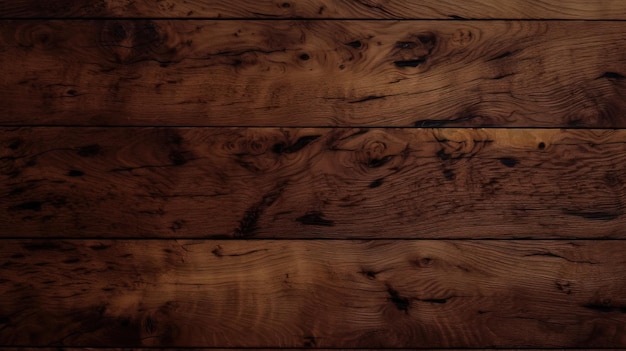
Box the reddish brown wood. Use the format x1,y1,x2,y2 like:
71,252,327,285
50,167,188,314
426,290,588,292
1,20,625,126
1,127,625,239
1,240,624,347
2,0,626,19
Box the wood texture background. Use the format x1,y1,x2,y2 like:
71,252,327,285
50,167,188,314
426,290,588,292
2,240,625,347
1,128,625,239
0,1,625,350
1,20,625,127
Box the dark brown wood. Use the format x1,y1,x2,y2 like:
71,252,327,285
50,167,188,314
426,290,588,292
2,3,626,351
1,239,625,347
2,0,626,19
1,20,625,127
1,127,625,239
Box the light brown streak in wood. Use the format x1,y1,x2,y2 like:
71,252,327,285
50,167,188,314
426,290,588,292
0,21,625,126
0,240,624,347
1,128,625,238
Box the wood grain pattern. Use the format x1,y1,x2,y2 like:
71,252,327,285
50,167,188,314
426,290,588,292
2,3,626,350
1,20,626,127
2,127,625,239
1,240,625,347
2,0,626,19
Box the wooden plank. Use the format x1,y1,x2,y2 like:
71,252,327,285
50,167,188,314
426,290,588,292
1,127,625,239
2,0,626,19
1,20,625,127
1,240,625,347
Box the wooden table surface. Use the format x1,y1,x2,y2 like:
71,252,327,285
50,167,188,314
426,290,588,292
0,0,625,349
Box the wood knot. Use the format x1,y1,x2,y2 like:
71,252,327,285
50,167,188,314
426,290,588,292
346,40,362,48
232,135,271,155
412,257,434,268
367,141,387,155
392,32,437,68
452,28,477,47
356,133,409,169
106,21,129,42
362,141,391,168
7,138,23,150
16,23,60,49
100,21,166,64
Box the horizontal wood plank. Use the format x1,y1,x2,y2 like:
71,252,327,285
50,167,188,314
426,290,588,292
1,127,625,239
2,0,626,19
1,20,625,127
1,240,625,347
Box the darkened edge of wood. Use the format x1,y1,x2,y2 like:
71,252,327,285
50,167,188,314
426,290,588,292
2,347,626,350
2,125,626,130
5,348,626,350
3,238,624,242
4,17,626,20
3,348,626,350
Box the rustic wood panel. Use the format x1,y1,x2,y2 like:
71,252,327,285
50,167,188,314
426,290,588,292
1,20,625,127
1,127,625,239
2,0,626,19
1,240,625,347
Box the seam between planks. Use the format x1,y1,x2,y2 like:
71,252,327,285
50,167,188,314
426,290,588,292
3,17,626,21
1,238,625,241
3,125,626,130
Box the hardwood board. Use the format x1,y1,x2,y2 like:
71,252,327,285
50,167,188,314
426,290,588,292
1,20,626,127
1,127,625,239
2,0,626,19
1,240,625,347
